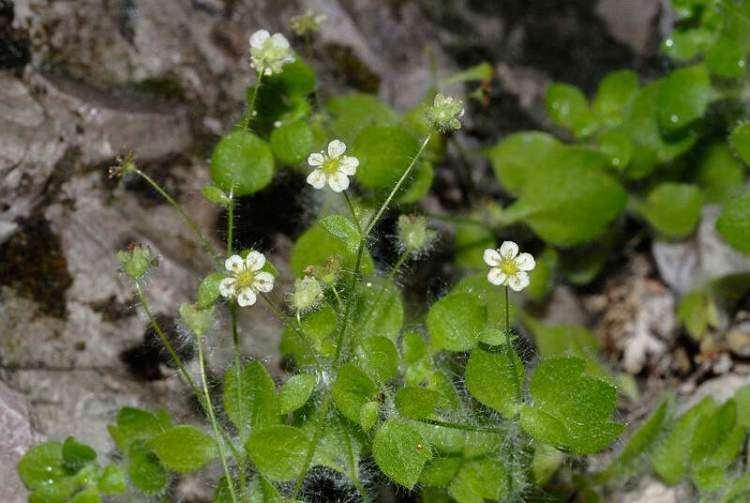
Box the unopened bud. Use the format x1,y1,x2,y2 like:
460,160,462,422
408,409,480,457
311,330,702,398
398,215,436,254
116,243,156,281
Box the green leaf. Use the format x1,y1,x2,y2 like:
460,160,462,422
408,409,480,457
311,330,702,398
97,464,126,494
18,442,66,490
126,440,169,495
107,407,171,453
396,386,440,420
487,131,561,195
397,159,434,204
281,305,338,363
201,185,231,206
592,70,639,127
651,396,717,485
332,364,378,423
524,318,604,376
601,394,673,480
28,479,78,503
706,36,747,78
270,119,315,166
360,401,380,431
427,292,487,352
504,151,627,246
246,425,310,481
662,28,713,61
454,220,496,269
351,277,404,343
723,473,750,503
638,183,703,239
717,192,750,254
532,444,564,485
290,222,373,277
352,124,420,191
71,488,100,503
278,374,316,415
197,272,225,309
147,425,217,473
597,128,633,170
621,81,697,179
677,288,718,341
222,361,278,440
358,336,399,383
420,457,463,487
327,93,399,144
448,458,508,503
520,357,623,454
62,437,97,474
373,418,431,489
451,273,519,328
527,248,558,302
729,122,750,165
179,302,214,338
734,384,750,428
465,347,523,418
657,64,714,134
696,143,745,203
402,331,427,364
319,214,360,254
210,131,275,196
545,83,598,138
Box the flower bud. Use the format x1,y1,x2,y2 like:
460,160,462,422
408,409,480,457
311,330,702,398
426,93,464,132
398,214,436,255
179,303,214,338
116,243,156,281
290,275,324,312
290,9,326,37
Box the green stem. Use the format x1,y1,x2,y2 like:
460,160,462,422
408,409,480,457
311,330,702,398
415,417,500,434
360,249,409,327
261,293,323,372
131,168,220,261
241,71,264,130
292,394,332,498
504,286,521,400
341,416,370,502
365,134,432,236
343,191,362,234
196,333,240,503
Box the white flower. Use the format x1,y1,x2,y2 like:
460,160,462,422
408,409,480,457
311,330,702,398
484,241,535,292
306,139,359,192
219,251,275,307
249,29,295,76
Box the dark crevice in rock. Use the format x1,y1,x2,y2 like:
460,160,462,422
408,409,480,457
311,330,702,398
216,169,310,251
118,154,190,208
0,215,73,319
120,314,195,381
0,0,31,72
322,43,381,94
113,0,137,46
88,295,136,322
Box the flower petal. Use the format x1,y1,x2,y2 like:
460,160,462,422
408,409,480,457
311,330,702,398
499,241,519,259
225,255,245,273
249,30,270,48
271,33,290,49
483,248,502,267
508,271,529,292
307,152,325,166
245,251,266,271
327,171,350,192
219,278,237,298
515,252,536,271
306,169,326,189
327,139,346,158
339,156,359,176
237,287,257,307
487,268,507,286
253,271,275,293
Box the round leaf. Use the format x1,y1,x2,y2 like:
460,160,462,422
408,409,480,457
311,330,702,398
716,193,750,254
426,293,486,352
147,425,217,473
279,374,317,415
352,124,420,191
545,83,597,138
657,64,713,134
639,183,703,239
210,131,275,196
270,119,315,166
729,122,750,165
465,347,523,418
246,425,310,481
373,418,431,489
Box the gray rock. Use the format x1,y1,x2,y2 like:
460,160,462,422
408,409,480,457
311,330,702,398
607,475,693,503
653,206,750,295
0,381,37,503
596,0,661,55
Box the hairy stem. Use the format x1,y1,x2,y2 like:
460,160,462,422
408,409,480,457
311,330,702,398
343,191,363,234
292,394,332,498
131,168,220,261
415,417,501,434
196,333,240,503
360,249,409,327
241,71,264,131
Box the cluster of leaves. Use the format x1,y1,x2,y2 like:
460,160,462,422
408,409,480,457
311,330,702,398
15,2,750,502
591,384,750,501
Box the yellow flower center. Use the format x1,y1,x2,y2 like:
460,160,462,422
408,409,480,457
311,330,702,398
322,157,340,175
236,269,256,289
500,259,518,276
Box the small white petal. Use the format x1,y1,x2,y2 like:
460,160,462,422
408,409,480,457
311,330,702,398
327,171,350,192
271,33,290,49
225,255,245,273
339,156,359,176
487,268,507,286
508,271,529,292
483,248,502,267
306,169,326,189
219,278,237,298
499,241,519,259
307,152,325,166
237,287,257,307
245,251,266,271
327,139,346,158
249,30,270,48
253,271,275,293
515,252,536,271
